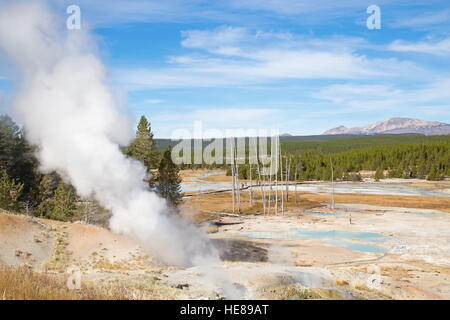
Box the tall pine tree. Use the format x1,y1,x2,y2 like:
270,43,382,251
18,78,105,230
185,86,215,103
125,115,159,187
36,180,76,221
374,167,384,181
156,146,182,208
0,115,37,201
0,169,23,211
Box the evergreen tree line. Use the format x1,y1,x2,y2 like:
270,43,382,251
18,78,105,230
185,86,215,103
0,114,182,221
227,141,450,182
176,137,449,182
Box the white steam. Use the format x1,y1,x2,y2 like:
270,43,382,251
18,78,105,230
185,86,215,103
0,0,218,267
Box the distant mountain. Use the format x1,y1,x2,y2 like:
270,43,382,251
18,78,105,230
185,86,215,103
280,133,293,137
323,118,450,136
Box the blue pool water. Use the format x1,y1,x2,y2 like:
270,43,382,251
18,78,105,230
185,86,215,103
411,212,437,216
302,211,346,216
182,178,450,197
240,228,389,253
324,240,387,253
293,183,450,198
241,228,386,242
181,171,230,192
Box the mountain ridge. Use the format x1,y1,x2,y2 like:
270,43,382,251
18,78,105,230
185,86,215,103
323,117,450,136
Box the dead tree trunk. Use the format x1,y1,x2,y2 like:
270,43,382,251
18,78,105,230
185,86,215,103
262,175,267,215
255,143,265,215
249,164,253,207
286,156,291,203
294,161,298,205
235,145,241,213
280,152,284,214
330,157,335,214
275,156,278,215
268,155,272,215
231,138,236,214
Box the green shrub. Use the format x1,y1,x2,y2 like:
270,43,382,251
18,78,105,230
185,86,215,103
0,169,23,211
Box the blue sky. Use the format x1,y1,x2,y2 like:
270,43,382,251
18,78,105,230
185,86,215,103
1,0,450,137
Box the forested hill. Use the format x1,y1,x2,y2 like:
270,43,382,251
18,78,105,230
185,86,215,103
155,134,363,150
155,134,450,181
155,134,450,154
280,135,450,154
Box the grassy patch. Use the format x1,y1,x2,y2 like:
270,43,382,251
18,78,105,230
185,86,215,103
41,230,71,272
0,266,128,300
260,284,323,300
103,274,182,300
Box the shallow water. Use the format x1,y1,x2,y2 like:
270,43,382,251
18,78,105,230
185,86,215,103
182,172,449,197
302,211,346,216
324,240,387,253
181,171,231,192
181,182,231,192
240,228,389,253
241,228,386,242
286,183,450,198
410,212,438,216
199,171,225,178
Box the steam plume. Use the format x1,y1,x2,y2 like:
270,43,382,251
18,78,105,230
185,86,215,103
0,0,218,267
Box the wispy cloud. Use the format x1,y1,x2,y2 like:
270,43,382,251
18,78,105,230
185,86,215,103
315,79,450,113
150,107,281,137
59,0,264,26
153,106,278,122
391,8,450,29
227,0,370,15
60,0,442,29
2,0,448,135
144,99,164,104
388,37,450,56
114,26,422,90
181,26,249,51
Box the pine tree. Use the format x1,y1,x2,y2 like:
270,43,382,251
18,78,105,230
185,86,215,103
427,164,440,181
36,180,76,221
125,115,159,187
374,167,384,181
409,165,418,178
0,115,38,201
156,146,182,208
0,169,23,211
37,172,60,203
53,181,76,220
35,199,54,219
